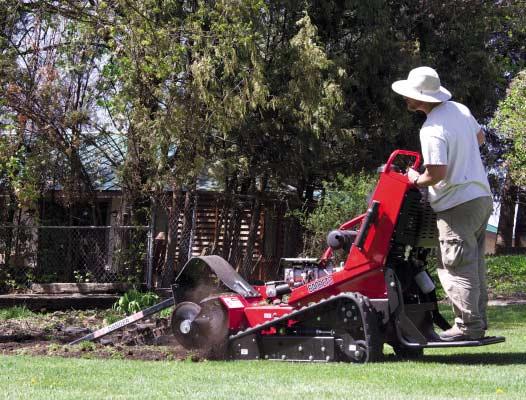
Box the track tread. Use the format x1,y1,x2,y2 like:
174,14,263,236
349,292,383,362
229,292,383,363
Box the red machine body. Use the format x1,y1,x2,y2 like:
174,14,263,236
219,150,420,330
171,150,504,362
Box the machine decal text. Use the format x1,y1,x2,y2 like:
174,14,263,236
307,275,334,293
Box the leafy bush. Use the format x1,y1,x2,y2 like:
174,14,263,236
113,289,159,315
112,230,149,285
490,70,526,186
428,254,526,299
486,255,526,297
294,172,376,256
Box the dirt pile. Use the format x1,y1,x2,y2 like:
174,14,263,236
0,310,193,361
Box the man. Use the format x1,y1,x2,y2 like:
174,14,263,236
391,66,493,341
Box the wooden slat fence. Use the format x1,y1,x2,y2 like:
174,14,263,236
152,191,302,286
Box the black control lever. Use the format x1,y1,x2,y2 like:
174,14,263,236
354,200,380,251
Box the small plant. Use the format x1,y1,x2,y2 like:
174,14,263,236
159,307,173,318
73,270,95,283
77,340,96,352
113,289,159,315
48,343,60,352
0,305,36,320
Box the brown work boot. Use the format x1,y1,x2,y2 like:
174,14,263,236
439,326,483,342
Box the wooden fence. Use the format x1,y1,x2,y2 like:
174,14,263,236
151,190,303,287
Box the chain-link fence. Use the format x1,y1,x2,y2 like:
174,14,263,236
0,191,303,292
0,225,151,292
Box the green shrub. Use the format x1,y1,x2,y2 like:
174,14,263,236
294,171,376,256
486,255,526,297
428,255,526,299
113,289,160,315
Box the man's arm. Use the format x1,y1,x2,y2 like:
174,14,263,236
407,165,447,187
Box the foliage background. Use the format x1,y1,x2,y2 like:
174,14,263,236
293,172,376,255
1,1,524,208
0,0,525,272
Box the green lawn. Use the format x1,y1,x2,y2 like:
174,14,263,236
1,305,526,400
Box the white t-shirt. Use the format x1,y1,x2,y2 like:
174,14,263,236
420,101,491,212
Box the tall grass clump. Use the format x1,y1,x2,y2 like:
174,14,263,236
0,306,36,320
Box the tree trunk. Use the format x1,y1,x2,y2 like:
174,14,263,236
1,196,18,291
496,176,517,254
227,201,243,268
220,197,233,261
514,190,526,248
241,196,261,279
223,175,249,268
210,197,220,255
212,175,233,259
177,189,195,273
241,175,267,278
161,189,181,287
152,231,166,288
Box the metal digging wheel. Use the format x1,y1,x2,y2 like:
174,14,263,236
171,301,202,349
171,296,229,359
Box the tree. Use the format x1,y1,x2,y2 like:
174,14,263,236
491,70,526,186
0,1,111,219
294,172,376,256
491,70,526,252
92,1,344,277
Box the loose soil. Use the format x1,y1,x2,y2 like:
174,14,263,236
0,310,197,362
3,298,525,362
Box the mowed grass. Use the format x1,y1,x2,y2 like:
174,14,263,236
1,305,526,400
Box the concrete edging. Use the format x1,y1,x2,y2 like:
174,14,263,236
30,283,130,294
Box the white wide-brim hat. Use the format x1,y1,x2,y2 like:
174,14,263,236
392,66,451,103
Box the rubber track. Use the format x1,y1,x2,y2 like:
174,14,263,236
229,292,382,362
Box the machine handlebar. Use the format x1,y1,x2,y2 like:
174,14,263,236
320,150,421,265
384,150,421,173
353,200,380,250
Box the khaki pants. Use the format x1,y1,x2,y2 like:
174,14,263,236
436,196,493,338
